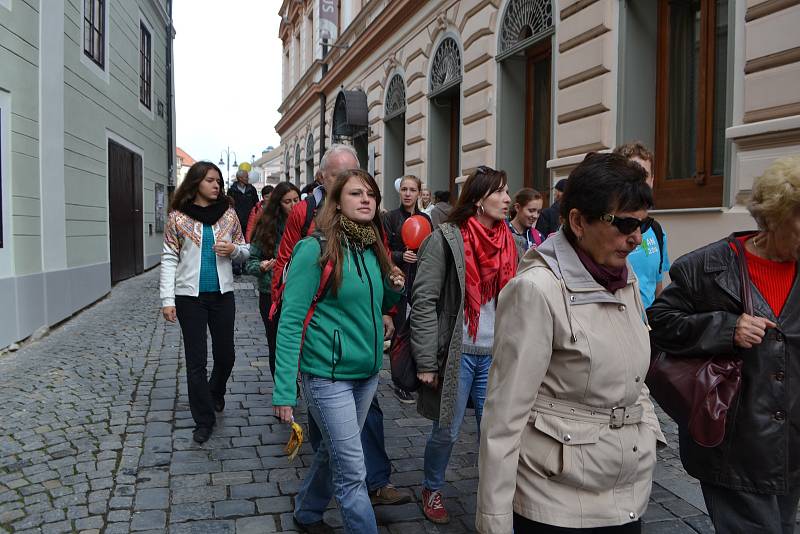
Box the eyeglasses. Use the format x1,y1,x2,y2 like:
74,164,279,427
599,213,654,235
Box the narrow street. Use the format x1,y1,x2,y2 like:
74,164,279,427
1,268,717,534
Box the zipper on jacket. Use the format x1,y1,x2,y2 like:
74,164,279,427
359,250,380,375
330,329,342,380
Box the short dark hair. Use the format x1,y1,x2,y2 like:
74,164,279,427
560,153,653,242
434,190,450,204
446,166,508,227
261,185,274,197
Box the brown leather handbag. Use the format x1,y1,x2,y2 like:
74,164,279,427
646,237,752,448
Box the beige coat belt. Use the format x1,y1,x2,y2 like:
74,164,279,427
533,394,643,428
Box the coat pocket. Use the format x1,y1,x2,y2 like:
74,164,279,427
523,413,623,492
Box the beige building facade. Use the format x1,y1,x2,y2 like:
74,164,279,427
276,0,800,260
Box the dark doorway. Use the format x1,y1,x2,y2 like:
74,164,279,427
108,140,143,283
383,114,405,210
428,84,461,197
353,133,368,172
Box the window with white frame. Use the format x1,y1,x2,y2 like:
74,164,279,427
83,0,105,68
140,22,152,110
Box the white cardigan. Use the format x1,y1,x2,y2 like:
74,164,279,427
159,207,249,307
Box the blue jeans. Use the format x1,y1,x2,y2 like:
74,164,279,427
295,373,379,534
423,353,491,491
307,391,391,492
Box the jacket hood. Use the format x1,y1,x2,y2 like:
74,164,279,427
519,231,637,292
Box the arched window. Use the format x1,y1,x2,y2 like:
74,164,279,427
498,0,554,57
305,133,315,181
384,74,406,121
429,37,462,98
294,144,302,185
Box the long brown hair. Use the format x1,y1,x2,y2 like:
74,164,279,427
170,161,229,211
251,182,301,258
315,169,392,296
446,166,508,227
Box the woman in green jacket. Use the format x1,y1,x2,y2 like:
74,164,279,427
245,182,300,378
273,169,405,534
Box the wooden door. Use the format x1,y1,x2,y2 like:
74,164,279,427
524,41,552,205
448,91,460,196
108,140,143,283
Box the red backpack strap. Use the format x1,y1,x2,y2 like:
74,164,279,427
298,259,334,356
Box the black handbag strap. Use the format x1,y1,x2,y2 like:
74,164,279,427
730,237,755,316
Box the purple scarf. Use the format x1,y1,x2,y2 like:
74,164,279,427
573,243,629,293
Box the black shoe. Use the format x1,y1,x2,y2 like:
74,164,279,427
293,518,334,534
193,426,212,444
393,385,416,404
214,397,225,413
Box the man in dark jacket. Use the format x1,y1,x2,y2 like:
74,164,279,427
535,178,567,239
227,169,259,236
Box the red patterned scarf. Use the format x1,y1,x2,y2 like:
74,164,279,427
461,217,518,341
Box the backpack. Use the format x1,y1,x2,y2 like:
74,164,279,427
268,233,333,355
651,219,665,274
268,195,321,322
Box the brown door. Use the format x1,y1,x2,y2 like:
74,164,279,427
524,40,552,205
108,140,144,283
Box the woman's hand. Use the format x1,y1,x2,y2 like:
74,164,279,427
734,313,777,349
417,372,438,389
389,266,405,289
213,240,235,257
382,315,395,340
260,259,276,272
162,306,176,323
274,405,294,424
402,250,418,264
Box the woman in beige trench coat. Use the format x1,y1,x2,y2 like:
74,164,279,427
476,153,666,534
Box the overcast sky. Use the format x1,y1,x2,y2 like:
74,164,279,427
173,0,283,176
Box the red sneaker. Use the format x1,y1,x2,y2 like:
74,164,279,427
421,487,450,524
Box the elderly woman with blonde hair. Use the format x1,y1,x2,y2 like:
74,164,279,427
648,155,800,534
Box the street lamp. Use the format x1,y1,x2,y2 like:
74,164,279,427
218,147,238,188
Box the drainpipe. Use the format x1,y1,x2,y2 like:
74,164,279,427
165,0,175,190
319,38,329,158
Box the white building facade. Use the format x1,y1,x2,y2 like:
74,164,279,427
276,0,800,263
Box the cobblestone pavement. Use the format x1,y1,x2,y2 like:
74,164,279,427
0,267,762,534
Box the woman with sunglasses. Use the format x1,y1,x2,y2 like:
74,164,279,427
410,166,518,525
476,153,665,534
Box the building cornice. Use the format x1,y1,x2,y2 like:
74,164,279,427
275,0,428,135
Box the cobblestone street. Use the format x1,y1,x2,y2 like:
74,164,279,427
0,267,731,533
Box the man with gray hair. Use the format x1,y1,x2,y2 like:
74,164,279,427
271,144,413,517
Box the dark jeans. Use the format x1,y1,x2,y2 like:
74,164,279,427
307,392,391,492
175,292,235,429
258,292,277,378
513,514,641,534
701,482,800,534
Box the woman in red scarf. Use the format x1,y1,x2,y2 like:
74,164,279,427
409,166,518,525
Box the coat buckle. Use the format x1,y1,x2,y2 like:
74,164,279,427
610,406,626,429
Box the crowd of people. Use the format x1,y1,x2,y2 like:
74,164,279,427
159,144,800,534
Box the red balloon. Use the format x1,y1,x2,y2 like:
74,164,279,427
401,215,432,250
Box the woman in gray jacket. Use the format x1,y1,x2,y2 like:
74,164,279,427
410,166,518,525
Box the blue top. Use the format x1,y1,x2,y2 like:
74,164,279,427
628,226,670,308
199,224,220,293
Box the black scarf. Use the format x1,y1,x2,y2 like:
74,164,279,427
180,200,229,225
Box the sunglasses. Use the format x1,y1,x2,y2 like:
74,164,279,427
599,213,654,235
